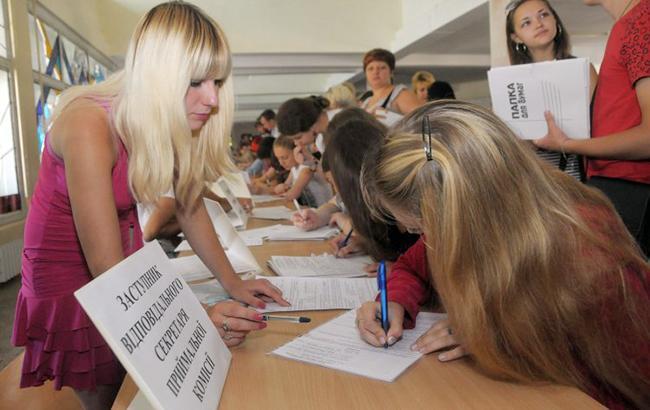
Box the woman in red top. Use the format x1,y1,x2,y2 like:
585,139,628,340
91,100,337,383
536,0,650,255
357,100,649,409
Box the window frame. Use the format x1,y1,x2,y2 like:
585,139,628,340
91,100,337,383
0,0,26,224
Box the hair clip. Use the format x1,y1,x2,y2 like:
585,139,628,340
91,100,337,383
505,0,524,14
421,115,433,161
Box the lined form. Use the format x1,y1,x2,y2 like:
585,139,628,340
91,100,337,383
258,276,377,313
268,254,373,277
272,310,447,382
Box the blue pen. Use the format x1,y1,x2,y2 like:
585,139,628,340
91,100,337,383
377,260,389,348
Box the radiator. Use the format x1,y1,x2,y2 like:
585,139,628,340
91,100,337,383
0,238,22,283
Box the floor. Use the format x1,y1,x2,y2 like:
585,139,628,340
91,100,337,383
0,275,22,371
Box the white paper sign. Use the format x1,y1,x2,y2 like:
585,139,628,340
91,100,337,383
75,242,231,410
214,179,248,229
488,58,590,140
175,199,261,274
211,172,252,199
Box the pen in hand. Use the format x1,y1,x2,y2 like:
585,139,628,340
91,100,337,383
378,260,389,348
292,198,305,222
336,228,354,257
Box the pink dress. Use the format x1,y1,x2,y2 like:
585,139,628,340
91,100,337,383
12,100,143,391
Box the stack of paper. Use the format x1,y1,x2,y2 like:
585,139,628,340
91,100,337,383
258,276,377,313
251,206,294,221
268,254,373,278
237,224,339,243
272,310,447,382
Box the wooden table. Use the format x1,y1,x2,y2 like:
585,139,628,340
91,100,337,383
112,206,604,410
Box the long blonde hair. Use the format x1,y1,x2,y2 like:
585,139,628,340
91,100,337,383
363,100,649,407
50,2,235,208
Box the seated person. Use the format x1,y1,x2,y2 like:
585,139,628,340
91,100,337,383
357,100,649,410
272,135,332,208
245,136,275,178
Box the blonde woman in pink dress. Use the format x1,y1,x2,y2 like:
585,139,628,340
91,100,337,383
12,3,287,408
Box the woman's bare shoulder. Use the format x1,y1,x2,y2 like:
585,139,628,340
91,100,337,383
49,98,116,161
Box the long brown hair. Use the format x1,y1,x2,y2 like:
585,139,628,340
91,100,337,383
506,0,571,64
364,100,649,408
324,108,419,261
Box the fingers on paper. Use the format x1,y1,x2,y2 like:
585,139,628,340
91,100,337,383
253,278,290,307
363,263,378,277
411,319,462,357
336,244,355,258
386,313,404,345
328,234,344,254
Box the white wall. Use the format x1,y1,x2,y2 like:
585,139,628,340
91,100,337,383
39,0,139,58
110,0,403,54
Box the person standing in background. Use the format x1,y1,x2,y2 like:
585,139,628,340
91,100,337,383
505,0,599,182
411,71,436,105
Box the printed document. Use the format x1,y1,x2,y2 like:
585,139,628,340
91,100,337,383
268,254,373,278
258,276,377,313
266,225,339,241
488,58,590,140
272,309,446,382
237,224,339,243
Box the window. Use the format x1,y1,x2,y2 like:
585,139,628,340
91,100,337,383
0,0,22,217
30,5,115,153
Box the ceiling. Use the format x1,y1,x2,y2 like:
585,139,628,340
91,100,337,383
104,0,613,123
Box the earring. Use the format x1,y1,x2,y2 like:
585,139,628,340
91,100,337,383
515,43,527,54
557,24,562,36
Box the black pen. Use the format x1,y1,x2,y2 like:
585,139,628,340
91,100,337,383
336,228,354,256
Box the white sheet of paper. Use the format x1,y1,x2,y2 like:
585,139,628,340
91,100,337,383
251,206,294,221
171,254,258,282
251,194,283,204
74,242,231,410
236,224,284,245
266,225,340,241
268,254,373,278
272,310,446,382
488,58,590,140
258,276,377,313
